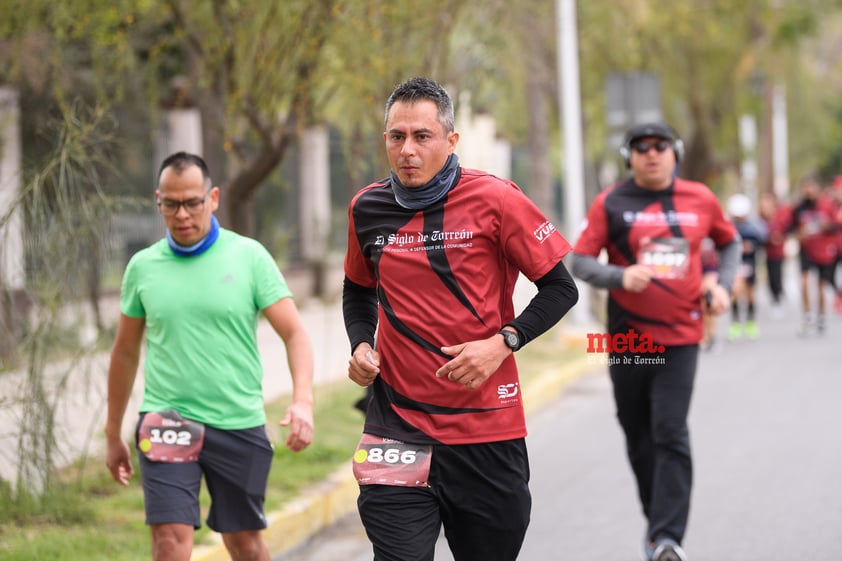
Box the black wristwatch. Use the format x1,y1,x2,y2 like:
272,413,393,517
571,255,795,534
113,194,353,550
498,329,521,352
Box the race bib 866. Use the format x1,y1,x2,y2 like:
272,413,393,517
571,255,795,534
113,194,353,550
352,433,432,487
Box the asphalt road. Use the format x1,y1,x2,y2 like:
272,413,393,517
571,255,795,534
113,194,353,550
275,283,842,561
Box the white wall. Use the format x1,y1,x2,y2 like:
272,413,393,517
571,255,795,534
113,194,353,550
0,87,24,290
455,91,512,180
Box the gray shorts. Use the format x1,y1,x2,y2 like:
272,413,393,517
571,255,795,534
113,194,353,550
136,414,274,533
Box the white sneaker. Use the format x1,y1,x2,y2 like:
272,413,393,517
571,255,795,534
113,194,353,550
653,538,688,561
797,315,814,337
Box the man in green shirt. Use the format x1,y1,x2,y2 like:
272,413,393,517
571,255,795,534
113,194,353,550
105,152,314,561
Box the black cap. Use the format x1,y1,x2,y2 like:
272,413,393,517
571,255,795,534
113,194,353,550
624,123,675,146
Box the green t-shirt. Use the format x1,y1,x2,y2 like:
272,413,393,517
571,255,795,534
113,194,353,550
120,228,291,429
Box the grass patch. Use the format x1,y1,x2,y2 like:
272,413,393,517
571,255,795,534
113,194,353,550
0,324,582,560
0,378,366,561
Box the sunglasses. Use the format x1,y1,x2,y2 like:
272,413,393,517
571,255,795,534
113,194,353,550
632,140,672,154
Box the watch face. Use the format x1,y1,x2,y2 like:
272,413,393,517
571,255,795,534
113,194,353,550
502,331,518,349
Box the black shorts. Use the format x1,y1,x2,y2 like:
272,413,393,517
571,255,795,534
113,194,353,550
136,414,274,533
357,438,531,561
738,260,757,286
799,252,835,283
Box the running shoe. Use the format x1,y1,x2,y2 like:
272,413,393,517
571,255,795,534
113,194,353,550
817,315,826,335
797,315,814,337
745,320,759,340
652,538,688,561
727,322,743,341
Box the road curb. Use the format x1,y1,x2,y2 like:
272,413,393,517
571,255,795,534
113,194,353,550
191,337,595,561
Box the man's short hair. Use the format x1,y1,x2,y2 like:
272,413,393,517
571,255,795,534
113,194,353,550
158,152,212,187
384,77,455,133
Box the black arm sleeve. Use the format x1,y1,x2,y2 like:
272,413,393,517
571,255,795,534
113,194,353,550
505,260,579,349
342,276,379,354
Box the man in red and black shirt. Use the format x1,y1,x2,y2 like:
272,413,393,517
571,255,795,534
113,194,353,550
571,123,740,561
831,178,842,314
789,176,837,334
343,77,578,561
758,191,793,312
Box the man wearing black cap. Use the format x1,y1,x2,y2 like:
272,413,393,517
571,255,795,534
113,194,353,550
570,123,741,561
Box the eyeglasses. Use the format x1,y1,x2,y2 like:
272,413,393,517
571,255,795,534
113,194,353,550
632,140,672,155
157,190,211,216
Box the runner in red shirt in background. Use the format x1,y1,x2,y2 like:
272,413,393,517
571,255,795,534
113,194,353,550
758,191,793,317
789,176,837,335
830,176,842,315
571,122,740,561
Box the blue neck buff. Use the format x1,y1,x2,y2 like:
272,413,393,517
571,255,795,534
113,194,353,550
391,153,460,210
166,214,220,257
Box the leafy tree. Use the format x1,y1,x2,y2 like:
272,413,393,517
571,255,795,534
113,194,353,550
575,0,842,193
1,104,123,500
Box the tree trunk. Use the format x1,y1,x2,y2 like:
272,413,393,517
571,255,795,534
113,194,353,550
225,139,292,237
0,290,23,363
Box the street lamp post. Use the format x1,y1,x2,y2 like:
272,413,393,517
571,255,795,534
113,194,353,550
556,0,591,325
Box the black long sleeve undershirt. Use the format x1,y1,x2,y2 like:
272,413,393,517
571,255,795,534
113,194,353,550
342,277,379,354
505,260,579,349
342,259,578,354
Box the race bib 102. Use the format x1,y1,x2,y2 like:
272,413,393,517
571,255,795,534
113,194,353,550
137,410,205,463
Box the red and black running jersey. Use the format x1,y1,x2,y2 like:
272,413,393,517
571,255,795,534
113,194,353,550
765,204,793,261
833,197,842,253
790,196,838,265
344,168,571,445
573,177,737,346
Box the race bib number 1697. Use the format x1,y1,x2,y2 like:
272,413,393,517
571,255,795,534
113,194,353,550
638,237,690,279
